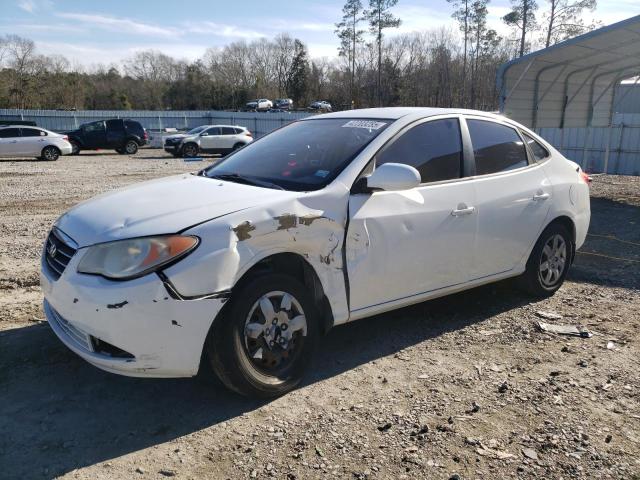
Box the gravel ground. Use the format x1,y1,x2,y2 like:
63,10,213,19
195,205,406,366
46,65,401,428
0,151,639,480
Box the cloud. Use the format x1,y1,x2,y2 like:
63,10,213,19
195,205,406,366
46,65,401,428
185,22,266,39
56,13,180,38
17,0,35,12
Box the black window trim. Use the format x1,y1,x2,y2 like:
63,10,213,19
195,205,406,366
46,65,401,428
520,129,551,164
461,115,545,180
358,114,474,190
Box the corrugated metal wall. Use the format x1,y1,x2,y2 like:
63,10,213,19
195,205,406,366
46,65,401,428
0,109,314,139
1,107,639,175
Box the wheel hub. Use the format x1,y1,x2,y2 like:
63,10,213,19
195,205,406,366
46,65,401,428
243,291,307,371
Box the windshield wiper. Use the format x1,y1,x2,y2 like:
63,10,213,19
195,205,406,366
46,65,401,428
208,173,285,190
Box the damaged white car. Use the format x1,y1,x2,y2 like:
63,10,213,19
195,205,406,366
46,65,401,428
41,108,590,397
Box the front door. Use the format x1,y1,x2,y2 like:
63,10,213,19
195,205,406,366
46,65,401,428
464,117,552,278
346,117,477,315
200,127,222,152
0,128,22,156
82,121,107,148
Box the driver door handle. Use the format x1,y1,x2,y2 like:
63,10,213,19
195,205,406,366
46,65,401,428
451,204,475,216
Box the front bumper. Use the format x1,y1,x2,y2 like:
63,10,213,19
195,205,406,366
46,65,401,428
41,247,226,378
164,144,181,154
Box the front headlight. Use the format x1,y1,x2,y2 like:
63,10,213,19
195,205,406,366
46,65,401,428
77,235,199,280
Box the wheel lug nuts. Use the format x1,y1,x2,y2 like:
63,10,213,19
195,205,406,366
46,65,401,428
281,324,288,331
272,319,278,325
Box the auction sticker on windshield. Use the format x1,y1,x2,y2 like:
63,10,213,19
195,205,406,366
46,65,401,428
342,120,387,130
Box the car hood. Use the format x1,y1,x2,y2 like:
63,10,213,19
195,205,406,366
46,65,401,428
164,133,190,141
55,174,298,247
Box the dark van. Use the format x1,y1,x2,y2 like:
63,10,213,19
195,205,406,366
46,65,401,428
66,119,148,155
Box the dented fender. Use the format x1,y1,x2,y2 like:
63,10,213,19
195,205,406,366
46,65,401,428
162,182,352,325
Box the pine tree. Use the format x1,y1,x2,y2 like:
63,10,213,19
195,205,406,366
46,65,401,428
335,0,365,108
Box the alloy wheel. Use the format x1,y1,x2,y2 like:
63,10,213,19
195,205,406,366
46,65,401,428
539,234,567,287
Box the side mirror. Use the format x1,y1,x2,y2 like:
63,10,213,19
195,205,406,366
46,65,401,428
365,163,421,191
200,132,208,136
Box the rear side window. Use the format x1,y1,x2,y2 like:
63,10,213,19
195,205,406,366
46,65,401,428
522,132,550,162
0,128,20,138
221,127,236,135
107,119,125,132
21,128,45,137
467,119,528,175
233,128,244,134
124,120,142,132
376,118,462,183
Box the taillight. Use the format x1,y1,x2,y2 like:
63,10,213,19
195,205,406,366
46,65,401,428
245,131,253,137
143,130,149,140
62,135,69,141
579,171,591,185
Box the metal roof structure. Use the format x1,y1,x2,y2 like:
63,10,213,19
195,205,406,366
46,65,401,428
497,15,640,129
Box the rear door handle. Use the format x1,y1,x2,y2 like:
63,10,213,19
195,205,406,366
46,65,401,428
451,204,475,216
533,192,550,201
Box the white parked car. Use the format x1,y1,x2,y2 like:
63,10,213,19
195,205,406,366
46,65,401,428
0,125,72,160
245,99,273,111
163,125,253,158
41,108,590,397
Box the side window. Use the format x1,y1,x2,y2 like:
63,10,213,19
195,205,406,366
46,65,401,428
522,132,550,162
83,121,105,133
221,127,236,135
467,119,528,175
21,128,46,137
106,119,125,132
0,128,20,138
205,127,220,136
376,118,462,183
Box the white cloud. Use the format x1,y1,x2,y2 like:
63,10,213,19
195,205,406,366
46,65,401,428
185,22,266,39
55,13,180,38
18,0,35,12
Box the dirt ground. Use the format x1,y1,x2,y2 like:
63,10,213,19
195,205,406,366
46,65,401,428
0,151,639,480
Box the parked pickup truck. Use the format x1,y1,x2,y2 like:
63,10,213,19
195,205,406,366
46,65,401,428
66,119,148,155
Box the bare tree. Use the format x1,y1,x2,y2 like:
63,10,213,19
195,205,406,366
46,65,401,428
335,0,366,107
542,0,598,47
503,0,538,57
365,0,401,106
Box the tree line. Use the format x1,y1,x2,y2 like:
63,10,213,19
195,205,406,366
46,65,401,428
0,0,599,112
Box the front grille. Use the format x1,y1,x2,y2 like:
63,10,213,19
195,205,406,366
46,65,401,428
44,228,77,280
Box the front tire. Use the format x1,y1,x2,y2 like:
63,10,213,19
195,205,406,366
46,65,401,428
69,140,80,155
206,274,319,398
182,143,199,158
41,146,60,161
519,223,572,297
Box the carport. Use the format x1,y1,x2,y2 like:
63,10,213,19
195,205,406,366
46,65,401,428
497,15,640,174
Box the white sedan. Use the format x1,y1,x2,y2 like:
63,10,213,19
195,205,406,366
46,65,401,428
41,108,590,397
0,125,73,160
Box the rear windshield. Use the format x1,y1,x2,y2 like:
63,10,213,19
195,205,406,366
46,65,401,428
204,118,390,191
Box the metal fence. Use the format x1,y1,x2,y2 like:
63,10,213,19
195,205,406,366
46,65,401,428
0,109,314,139
1,108,639,175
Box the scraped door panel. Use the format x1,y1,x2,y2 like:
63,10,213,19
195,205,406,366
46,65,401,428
346,182,477,313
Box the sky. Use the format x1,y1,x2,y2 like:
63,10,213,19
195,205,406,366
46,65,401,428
0,0,638,68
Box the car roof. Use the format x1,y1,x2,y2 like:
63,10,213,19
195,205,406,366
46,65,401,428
309,107,503,121
0,125,43,129
198,125,246,129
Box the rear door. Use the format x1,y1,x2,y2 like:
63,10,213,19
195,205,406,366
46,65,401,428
18,127,47,155
105,119,126,148
464,117,552,279
220,127,238,149
0,128,22,156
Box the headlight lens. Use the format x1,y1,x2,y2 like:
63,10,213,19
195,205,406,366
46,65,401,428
77,235,199,280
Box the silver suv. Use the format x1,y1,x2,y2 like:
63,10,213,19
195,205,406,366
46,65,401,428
163,125,254,158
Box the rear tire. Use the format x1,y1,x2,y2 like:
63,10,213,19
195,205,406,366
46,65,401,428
232,142,244,151
41,146,60,161
206,274,319,398
124,140,138,155
518,223,572,298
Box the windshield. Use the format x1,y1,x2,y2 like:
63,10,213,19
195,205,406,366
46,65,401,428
187,126,207,135
203,118,390,191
